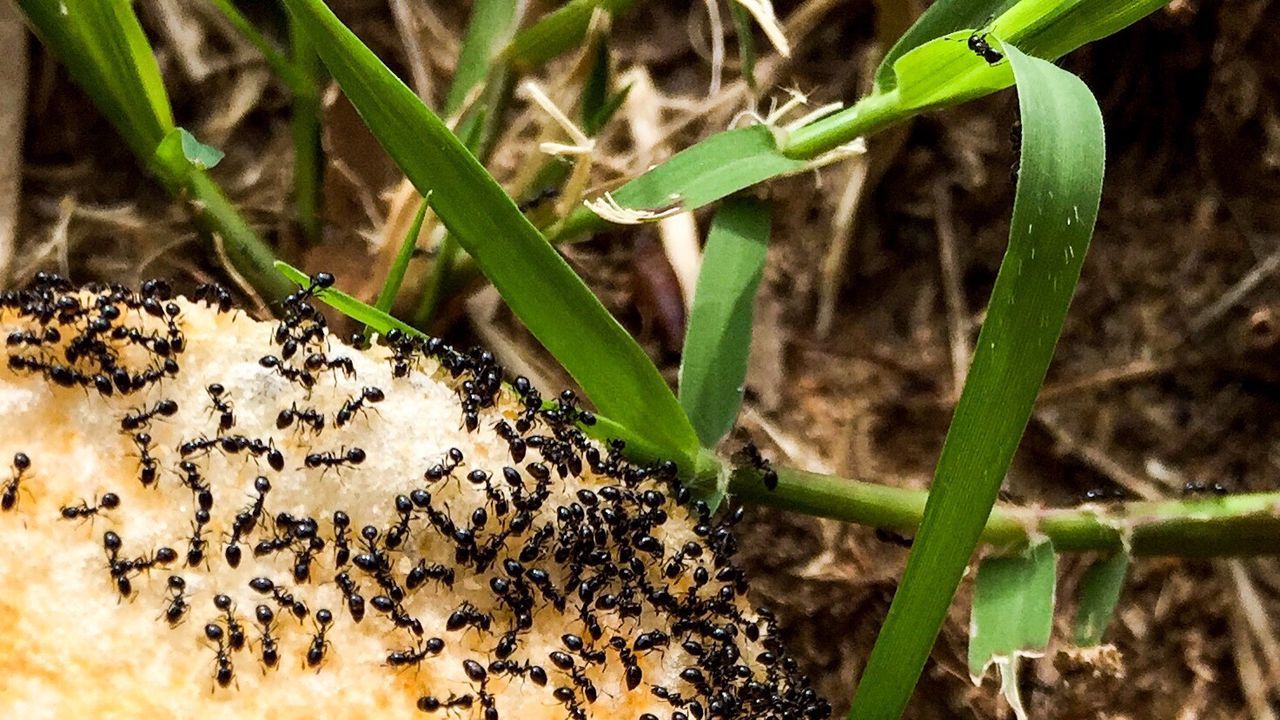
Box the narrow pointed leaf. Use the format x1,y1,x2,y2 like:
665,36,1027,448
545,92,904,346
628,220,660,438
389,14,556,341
502,0,635,72
280,0,699,462
679,198,771,448
848,42,1105,720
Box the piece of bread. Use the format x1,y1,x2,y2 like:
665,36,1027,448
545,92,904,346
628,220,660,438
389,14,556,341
0,275,828,720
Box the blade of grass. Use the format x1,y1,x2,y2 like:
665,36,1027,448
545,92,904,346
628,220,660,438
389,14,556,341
678,197,771,448
846,41,1105,720
968,541,1057,720
445,0,519,116
369,194,430,335
290,16,323,243
281,0,699,462
727,1,757,90
1073,550,1129,646
502,0,636,72
205,0,310,94
549,125,807,242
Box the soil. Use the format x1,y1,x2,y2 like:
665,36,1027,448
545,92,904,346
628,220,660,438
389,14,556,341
7,0,1279,718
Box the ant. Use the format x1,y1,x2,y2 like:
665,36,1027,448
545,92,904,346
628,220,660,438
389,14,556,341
733,441,778,491
276,403,325,434
213,594,247,651
445,601,492,635
405,560,454,591
162,575,189,626
608,635,644,689
1182,480,1228,497
385,494,416,549
417,694,474,714
494,422,526,463
186,521,210,567
259,354,315,390
424,447,465,484
248,576,308,619
254,604,280,670
59,492,120,521
304,446,366,472
370,594,423,635
332,511,352,566
335,386,384,427
967,31,1003,65
386,637,445,669
204,622,236,689
120,398,178,431
304,352,356,379
335,571,366,623
306,609,334,668
206,384,235,431
489,659,547,687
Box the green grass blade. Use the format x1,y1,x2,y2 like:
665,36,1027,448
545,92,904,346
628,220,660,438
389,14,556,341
1073,550,1129,646
371,195,430,327
445,0,518,116
678,198,771,448
968,541,1057,718
281,0,699,462
502,0,635,72
206,0,310,95
847,42,1104,720
550,125,806,242
873,0,1015,91
728,1,757,90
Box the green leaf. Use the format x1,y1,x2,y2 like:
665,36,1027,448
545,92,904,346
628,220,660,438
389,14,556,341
580,35,611,135
550,125,807,241
281,0,699,463
873,0,1017,92
679,198,771,448
1073,550,1129,646
445,0,519,116
502,0,635,72
177,128,225,170
728,1,757,90
847,43,1105,720
371,194,429,324
968,541,1058,720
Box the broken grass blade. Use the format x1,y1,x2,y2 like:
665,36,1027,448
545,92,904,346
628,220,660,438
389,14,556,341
968,540,1057,720
1073,550,1129,646
502,0,635,72
678,197,771,449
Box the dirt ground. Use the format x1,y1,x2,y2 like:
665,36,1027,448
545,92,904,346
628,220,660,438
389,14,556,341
6,0,1280,718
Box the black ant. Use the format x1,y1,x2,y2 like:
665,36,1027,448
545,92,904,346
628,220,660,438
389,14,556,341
335,571,366,623
59,492,120,520
405,560,454,590
276,403,325,434
304,351,356,379
417,694,474,713
494,421,526,463
445,601,492,634
186,521,210,567
213,593,247,651
967,31,1003,65
131,432,157,487
248,576,308,619
304,446,366,472
204,622,236,689
205,384,235,431
1182,480,1228,497
608,635,644,689
254,604,280,670
516,185,561,213
386,637,445,669
332,510,352,566
259,354,315,390
489,659,547,687
292,536,324,583
335,386,384,427
385,494,416,549
120,398,178,431
424,447,465,484
733,441,778,491
370,594,423,636
162,575,189,626
306,609,334,668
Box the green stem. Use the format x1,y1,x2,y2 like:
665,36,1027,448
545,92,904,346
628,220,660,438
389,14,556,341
183,169,294,300
207,0,311,96
781,89,908,159
731,466,1280,557
412,234,461,328
290,18,323,244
